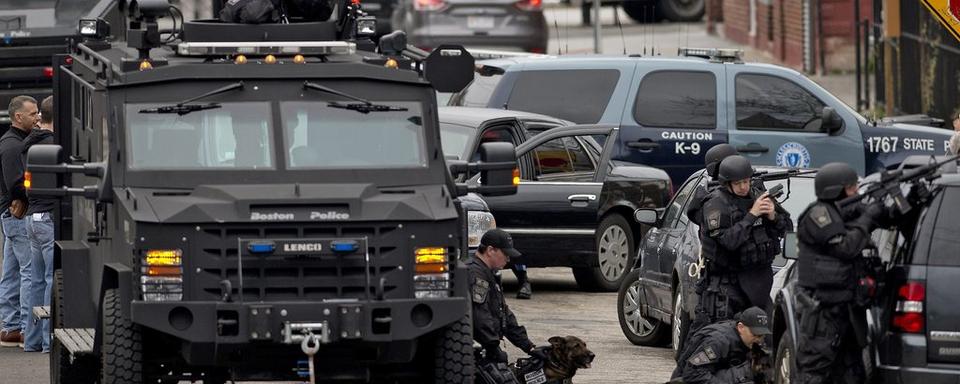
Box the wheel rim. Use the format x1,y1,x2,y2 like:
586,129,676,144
779,346,792,383
672,292,683,354
622,279,657,337
599,224,629,282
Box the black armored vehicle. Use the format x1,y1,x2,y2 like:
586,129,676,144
28,0,517,382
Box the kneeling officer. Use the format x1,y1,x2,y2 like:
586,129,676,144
469,229,544,382
671,307,771,384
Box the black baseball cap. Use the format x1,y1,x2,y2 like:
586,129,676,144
480,229,521,258
737,307,772,336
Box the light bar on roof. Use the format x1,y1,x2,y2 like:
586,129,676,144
677,47,744,63
177,41,356,57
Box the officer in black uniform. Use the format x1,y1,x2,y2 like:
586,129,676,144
469,229,545,371
686,143,739,226
671,306,771,384
795,162,884,384
692,156,791,332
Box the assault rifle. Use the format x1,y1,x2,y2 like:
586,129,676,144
837,155,960,214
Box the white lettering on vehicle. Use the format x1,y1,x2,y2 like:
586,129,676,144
310,211,350,220
283,243,323,252
250,212,295,221
661,132,714,141
867,136,938,153
675,142,702,155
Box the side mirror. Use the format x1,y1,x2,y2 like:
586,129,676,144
821,107,843,135
633,208,660,225
26,144,109,200
781,232,798,260
450,142,518,197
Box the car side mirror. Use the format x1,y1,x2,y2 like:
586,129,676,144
26,144,110,201
634,208,660,225
781,232,798,260
449,142,518,197
821,107,843,135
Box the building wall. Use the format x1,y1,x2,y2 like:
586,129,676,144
717,0,873,72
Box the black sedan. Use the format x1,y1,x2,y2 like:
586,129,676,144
439,107,671,291
618,168,816,356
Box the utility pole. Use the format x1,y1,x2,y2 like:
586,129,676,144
593,0,602,53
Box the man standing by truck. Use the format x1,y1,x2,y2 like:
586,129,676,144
0,95,38,348
23,95,55,353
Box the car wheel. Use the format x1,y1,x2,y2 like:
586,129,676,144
774,332,798,384
574,214,635,292
101,288,143,384
617,269,670,346
657,0,705,22
671,288,692,359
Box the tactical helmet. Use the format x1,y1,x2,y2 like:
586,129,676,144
717,155,754,183
815,162,858,200
704,144,738,178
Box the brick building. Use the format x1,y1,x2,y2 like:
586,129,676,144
709,0,873,73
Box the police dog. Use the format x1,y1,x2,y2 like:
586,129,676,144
511,336,595,383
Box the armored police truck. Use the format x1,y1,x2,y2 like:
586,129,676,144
28,0,516,382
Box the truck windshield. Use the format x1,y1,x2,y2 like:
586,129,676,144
125,102,274,170
280,101,427,169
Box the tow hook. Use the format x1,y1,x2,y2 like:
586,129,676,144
301,333,321,384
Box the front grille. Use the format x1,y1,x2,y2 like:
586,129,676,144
191,224,406,302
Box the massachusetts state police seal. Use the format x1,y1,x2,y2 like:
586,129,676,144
775,142,811,168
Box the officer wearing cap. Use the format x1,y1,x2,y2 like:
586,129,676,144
692,156,792,332
795,162,885,384
469,229,543,367
671,307,771,384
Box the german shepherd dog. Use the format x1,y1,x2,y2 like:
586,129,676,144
510,336,596,383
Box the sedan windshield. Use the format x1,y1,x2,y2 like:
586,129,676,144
281,101,426,169
126,102,274,170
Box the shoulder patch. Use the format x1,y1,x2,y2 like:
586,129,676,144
707,209,722,231
472,279,489,304
810,205,832,228
688,351,712,366
703,345,717,360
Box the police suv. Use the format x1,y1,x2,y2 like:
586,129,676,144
448,49,954,185
28,0,516,382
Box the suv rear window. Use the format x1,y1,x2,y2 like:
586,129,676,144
929,188,960,266
506,69,620,124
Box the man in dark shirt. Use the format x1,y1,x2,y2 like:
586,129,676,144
23,95,55,352
672,307,771,384
468,229,543,366
0,95,38,347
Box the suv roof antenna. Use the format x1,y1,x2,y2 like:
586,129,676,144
650,5,657,55
614,5,626,55
641,6,647,56
554,19,562,55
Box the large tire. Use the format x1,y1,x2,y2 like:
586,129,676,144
617,269,670,346
574,214,635,292
434,314,475,383
101,288,143,384
657,0,704,21
773,332,798,384
51,270,95,384
671,288,691,359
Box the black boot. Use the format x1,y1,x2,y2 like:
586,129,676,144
514,266,531,299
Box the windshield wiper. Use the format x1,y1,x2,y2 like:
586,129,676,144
303,81,408,114
139,81,244,115
327,101,408,114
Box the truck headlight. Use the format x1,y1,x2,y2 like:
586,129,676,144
414,247,450,298
467,211,496,248
141,249,183,301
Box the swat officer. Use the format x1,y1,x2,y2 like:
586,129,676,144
671,306,771,384
692,156,791,332
469,229,544,368
795,163,884,384
686,143,739,225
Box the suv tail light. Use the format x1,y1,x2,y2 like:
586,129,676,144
414,0,445,11
515,0,542,11
892,281,925,334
